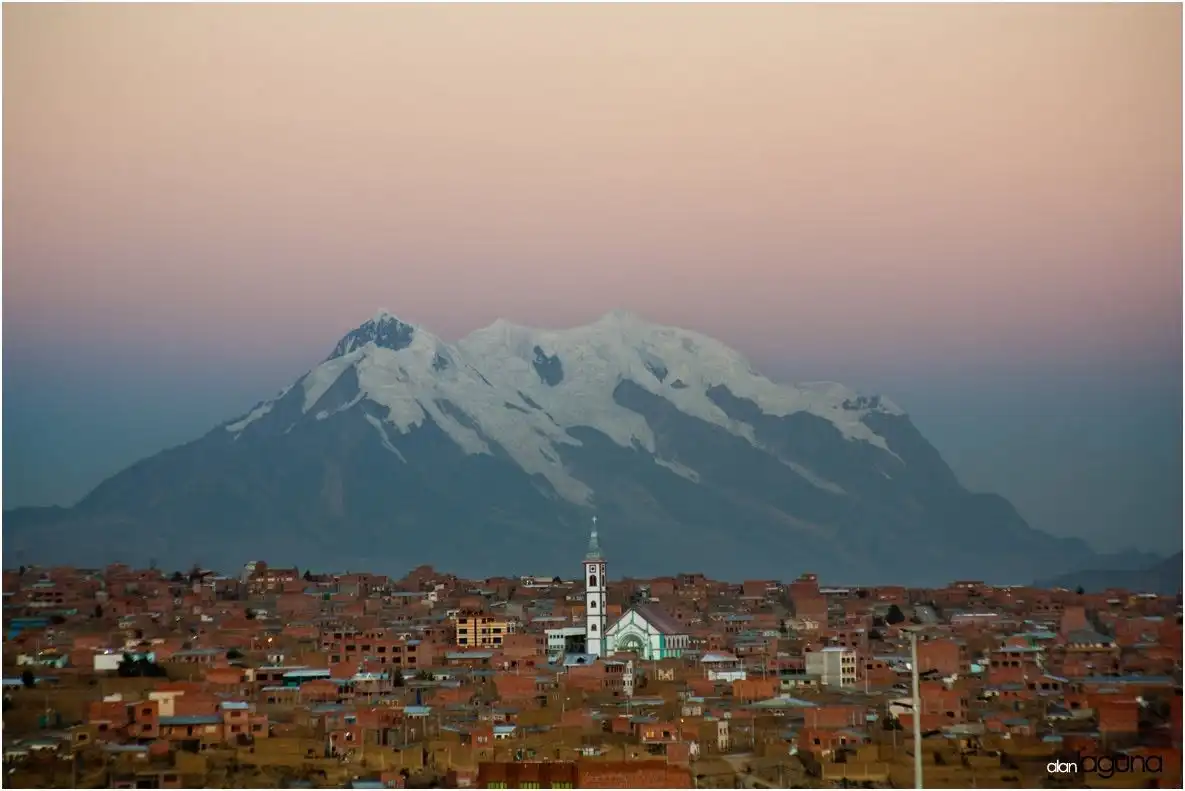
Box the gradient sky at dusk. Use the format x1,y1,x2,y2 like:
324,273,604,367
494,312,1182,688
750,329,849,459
4,4,1181,556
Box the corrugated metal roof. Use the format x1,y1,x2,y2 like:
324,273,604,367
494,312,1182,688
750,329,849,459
160,715,222,726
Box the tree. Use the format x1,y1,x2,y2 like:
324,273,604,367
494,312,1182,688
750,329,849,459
20,669,35,689
885,604,906,625
245,609,257,620
393,672,405,688
303,570,314,582
170,571,185,583
118,654,167,678
1075,586,1085,596
227,649,245,660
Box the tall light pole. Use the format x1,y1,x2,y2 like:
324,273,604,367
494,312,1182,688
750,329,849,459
908,628,923,789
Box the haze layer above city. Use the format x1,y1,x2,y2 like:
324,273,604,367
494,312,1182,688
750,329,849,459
3,4,1181,560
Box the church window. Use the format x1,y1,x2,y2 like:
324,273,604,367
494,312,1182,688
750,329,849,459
590,600,597,610
591,624,597,632
589,574,597,587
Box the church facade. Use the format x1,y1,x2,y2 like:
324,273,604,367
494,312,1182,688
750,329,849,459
576,518,690,662
603,601,690,661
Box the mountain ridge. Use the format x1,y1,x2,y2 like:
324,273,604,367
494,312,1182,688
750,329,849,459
4,309,1098,584
1034,552,1182,595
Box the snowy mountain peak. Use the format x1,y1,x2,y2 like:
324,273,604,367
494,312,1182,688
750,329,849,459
228,308,910,507
595,308,646,326
327,310,420,361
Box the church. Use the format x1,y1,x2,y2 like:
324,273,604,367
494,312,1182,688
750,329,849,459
581,518,690,662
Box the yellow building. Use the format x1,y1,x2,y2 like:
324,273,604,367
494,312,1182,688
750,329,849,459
454,610,510,648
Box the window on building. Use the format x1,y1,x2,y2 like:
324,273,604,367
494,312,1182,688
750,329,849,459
589,601,596,610
589,575,597,587
590,624,597,632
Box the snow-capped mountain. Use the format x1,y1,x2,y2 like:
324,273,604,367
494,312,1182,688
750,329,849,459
233,309,905,506
4,310,1098,584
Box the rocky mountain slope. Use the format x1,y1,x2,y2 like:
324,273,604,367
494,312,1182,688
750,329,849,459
1034,552,1182,595
3,310,1099,583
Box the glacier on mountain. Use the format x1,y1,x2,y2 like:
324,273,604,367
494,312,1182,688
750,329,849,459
226,310,903,503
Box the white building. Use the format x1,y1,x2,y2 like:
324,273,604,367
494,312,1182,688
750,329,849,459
604,658,637,697
700,651,747,682
584,518,607,657
603,603,690,660
93,652,122,673
546,626,587,658
806,646,857,688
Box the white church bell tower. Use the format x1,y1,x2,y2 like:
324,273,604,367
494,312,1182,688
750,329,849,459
584,516,607,657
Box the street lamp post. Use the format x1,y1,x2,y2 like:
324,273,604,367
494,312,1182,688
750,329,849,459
908,628,923,790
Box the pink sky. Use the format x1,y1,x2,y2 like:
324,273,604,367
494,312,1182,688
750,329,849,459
4,4,1181,370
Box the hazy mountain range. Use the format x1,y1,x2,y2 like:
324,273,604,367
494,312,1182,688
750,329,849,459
4,310,1125,585
1035,551,1182,595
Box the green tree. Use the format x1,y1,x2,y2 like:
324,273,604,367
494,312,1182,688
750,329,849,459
885,605,906,625
20,669,35,688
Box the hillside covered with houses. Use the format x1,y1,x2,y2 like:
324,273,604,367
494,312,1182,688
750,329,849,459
3,558,1181,789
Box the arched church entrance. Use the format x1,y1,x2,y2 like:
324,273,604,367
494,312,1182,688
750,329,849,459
618,634,646,657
